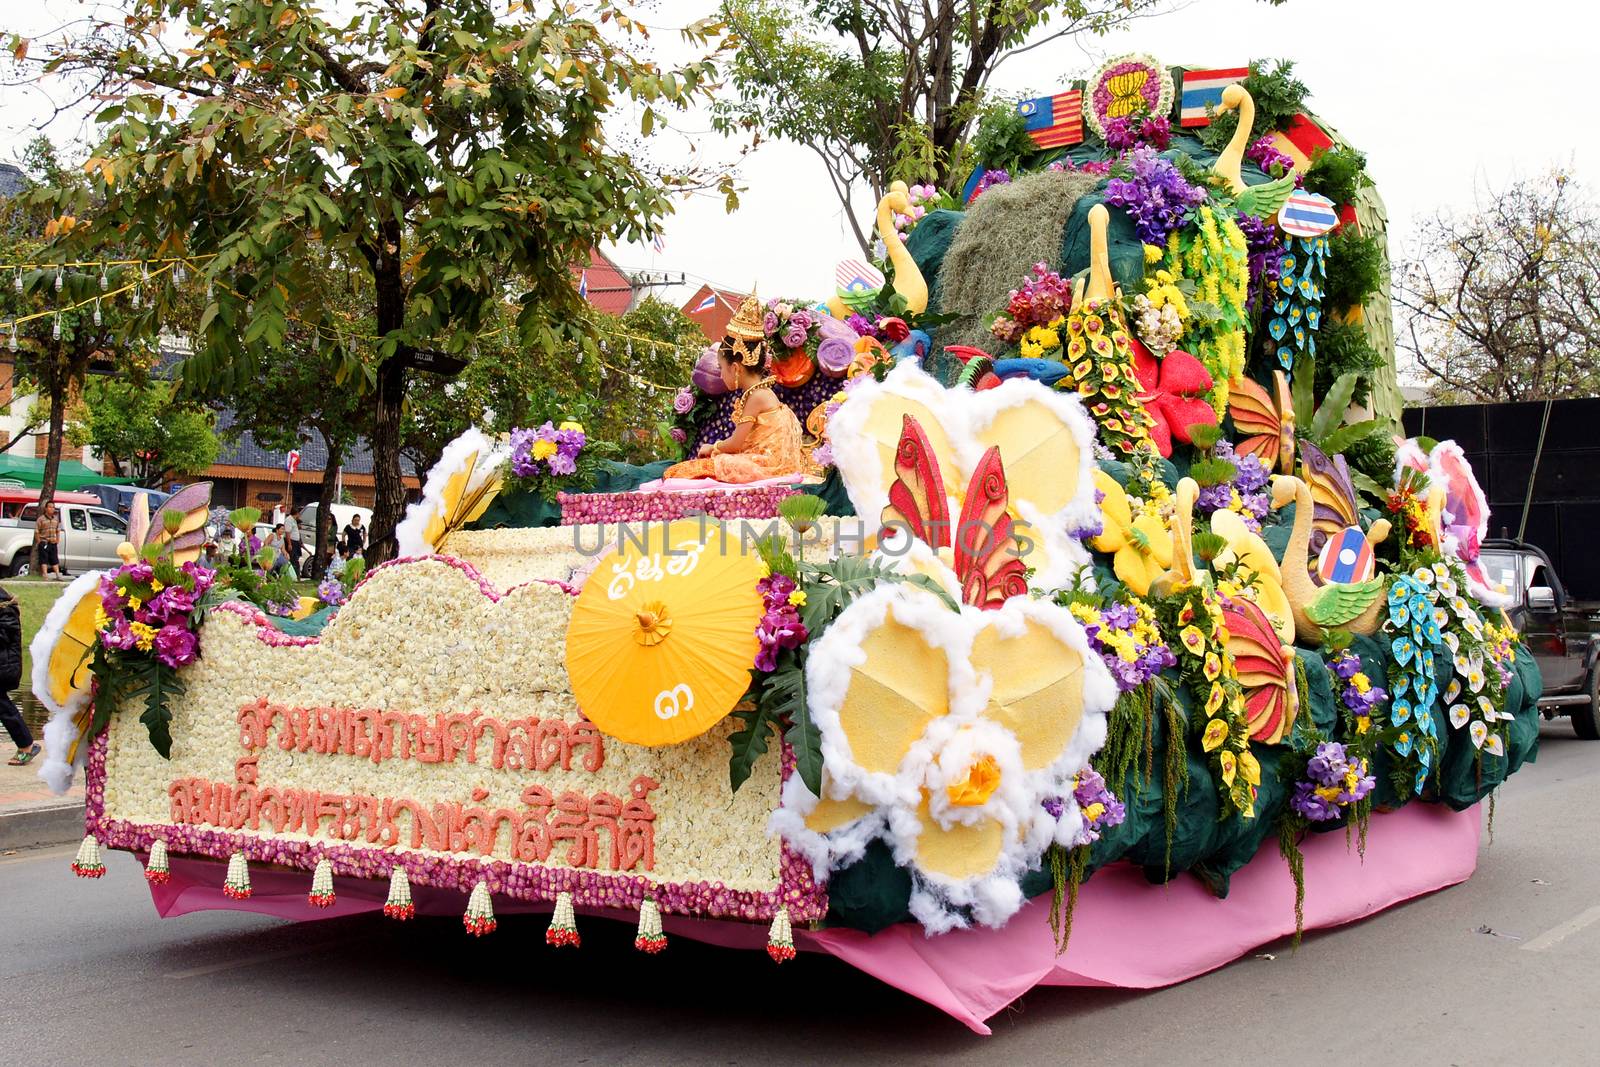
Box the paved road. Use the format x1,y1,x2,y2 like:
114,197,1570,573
5,722,1599,1067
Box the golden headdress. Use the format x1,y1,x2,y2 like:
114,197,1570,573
725,293,770,368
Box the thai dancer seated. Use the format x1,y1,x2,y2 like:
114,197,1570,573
663,295,806,484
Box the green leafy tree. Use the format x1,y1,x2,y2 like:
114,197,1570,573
715,0,1163,251
0,139,157,569
17,0,726,560
71,376,220,487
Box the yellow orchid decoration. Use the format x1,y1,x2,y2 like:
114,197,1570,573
1208,508,1294,644
1091,469,1174,596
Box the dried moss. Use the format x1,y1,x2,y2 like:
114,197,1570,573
934,168,1103,353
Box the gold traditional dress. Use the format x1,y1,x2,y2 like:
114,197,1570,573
664,385,807,483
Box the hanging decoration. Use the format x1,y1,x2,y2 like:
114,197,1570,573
309,858,337,908
464,880,497,936
1267,234,1328,372
144,839,171,885
767,906,796,963
634,896,667,954
71,835,106,878
223,851,252,900
383,868,415,920
546,890,581,947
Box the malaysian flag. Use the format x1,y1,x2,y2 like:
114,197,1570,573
691,291,718,313
1016,89,1084,149
286,449,301,476
1180,67,1249,127
834,258,884,294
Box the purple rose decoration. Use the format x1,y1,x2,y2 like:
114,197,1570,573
692,346,729,395
762,311,779,335
782,321,809,349
673,387,696,414
154,624,199,667
670,427,687,444
816,337,855,377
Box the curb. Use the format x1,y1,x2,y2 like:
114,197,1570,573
0,801,86,851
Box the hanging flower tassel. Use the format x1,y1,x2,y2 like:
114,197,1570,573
634,896,667,954
308,858,336,908
463,880,497,937
383,868,415,920
223,851,252,899
545,890,580,948
144,839,171,885
766,906,796,964
71,835,106,879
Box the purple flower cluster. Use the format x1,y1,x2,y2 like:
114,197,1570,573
1077,601,1176,692
1328,649,1388,720
1245,136,1303,185
1290,741,1376,821
1103,146,1208,246
754,573,808,673
511,421,586,478
1058,766,1127,845
317,573,347,607
972,169,1012,199
1196,439,1271,527
97,558,215,669
1102,113,1172,153
1235,212,1286,312
845,313,877,338
990,261,1073,344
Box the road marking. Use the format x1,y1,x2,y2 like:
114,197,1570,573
1520,904,1600,952
164,936,364,979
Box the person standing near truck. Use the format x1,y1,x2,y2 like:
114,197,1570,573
34,500,63,581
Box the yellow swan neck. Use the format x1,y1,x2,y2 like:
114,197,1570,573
1213,84,1253,195
877,180,929,315
1084,204,1115,303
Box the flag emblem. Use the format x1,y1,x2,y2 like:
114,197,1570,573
1179,67,1249,127
691,292,718,313
1317,525,1375,585
651,234,666,254
1015,90,1084,148
577,270,589,298
834,258,884,293
1279,191,1340,237
286,450,302,476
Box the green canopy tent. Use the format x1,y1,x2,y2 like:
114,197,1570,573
0,454,132,490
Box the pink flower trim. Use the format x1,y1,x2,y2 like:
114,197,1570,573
85,735,824,923
558,488,796,525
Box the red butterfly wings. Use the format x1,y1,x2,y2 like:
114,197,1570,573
882,415,1026,610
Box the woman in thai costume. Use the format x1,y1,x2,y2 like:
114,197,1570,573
663,296,807,483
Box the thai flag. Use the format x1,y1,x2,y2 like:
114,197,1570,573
1279,191,1341,237
1180,67,1249,127
691,292,717,312
286,449,301,476
1317,525,1375,584
834,258,884,293
651,234,666,254
578,270,588,298
1015,90,1083,148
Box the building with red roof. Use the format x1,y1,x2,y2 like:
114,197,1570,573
570,248,638,316
680,284,749,341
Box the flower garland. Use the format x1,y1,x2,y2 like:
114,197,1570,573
90,555,217,757
1055,297,1156,457
1431,562,1515,757
1235,212,1286,314
1382,570,1446,794
1265,234,1327,372
1327,648,1387,737
1157,584,1259,818
1163,206,1249,413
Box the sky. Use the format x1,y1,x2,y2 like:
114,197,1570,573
3,0,1593,320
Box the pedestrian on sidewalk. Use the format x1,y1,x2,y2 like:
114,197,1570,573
0,588,38,766
34,500,63,581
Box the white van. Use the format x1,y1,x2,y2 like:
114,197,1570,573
298,503,374,553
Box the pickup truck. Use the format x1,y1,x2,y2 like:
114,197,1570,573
0,500,130,576
1480,538,1600,738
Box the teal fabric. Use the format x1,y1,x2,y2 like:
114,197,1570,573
264,604,337,637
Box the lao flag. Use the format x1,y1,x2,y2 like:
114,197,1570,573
691,292,718,313
1317,526,1375,584
1016,90,1083,149
1180,67,1249,127
286,449,302,476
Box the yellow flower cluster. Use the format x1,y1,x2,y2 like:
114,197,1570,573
1068,599,1163,665
1019,316,1064,360
1143,267,1190,319
1168,208,1250,415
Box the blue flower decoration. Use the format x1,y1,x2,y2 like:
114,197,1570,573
1392,698,1412,725
1395,732,1414,757
1414,767,1429,793
1393,637,1415,666
1393,674,1410,697
1389,601,1411,627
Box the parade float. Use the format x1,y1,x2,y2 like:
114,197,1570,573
32,57,1541,1034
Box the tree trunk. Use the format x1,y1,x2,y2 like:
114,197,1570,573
314,441,341,580
366,242,410,566
30,377,66,575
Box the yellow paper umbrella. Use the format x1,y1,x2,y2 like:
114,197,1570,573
565,519,765,746
44,582,101,711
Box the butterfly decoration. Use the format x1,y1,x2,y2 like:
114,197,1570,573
882,414,1026,610
119,481,213,565
1105,69,1152,117
1223,597,1298,745
1266,234,1328,372
1228,370,1296,474
1299,441,1389,575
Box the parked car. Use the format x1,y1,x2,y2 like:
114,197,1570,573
82,483,170,520
298,503,373,554
0,499,130,576
0,486,99,525
1479,538,1600,738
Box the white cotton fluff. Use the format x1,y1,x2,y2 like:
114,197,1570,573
394,427,507,558
30,570,106,795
